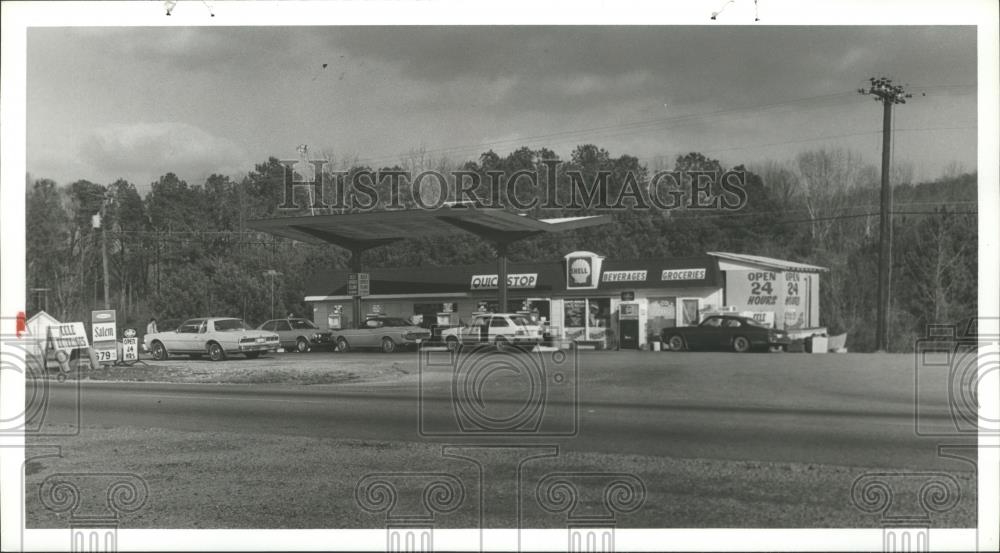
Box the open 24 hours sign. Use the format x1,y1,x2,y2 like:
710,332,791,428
724,271,809,329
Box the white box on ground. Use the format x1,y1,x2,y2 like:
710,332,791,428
809,335,828,354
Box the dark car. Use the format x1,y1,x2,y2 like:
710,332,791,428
661,315,790,353
257,318,335,352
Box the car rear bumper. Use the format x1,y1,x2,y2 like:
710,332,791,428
237,344,279,352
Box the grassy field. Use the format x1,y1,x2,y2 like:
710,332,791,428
25,424,976,529
24,351,978,528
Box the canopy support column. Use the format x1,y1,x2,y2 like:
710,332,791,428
350,248,363,329
496,241,509,312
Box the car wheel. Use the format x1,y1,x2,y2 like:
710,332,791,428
208,342,227,361
151,341,168,360
380,337,397,354
733,336,751,353
446,336,459,352
296,338,310,353
245,351,261,359
494,336,510,350
666,335,686,351
335,337,350,353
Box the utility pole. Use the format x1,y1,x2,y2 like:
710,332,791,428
858,77,911,352
101,215,110,310
263,269,282,320
91,201,111,310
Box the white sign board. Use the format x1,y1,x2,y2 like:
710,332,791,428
122,337,138,362
91,309,117,362
46,322,89,352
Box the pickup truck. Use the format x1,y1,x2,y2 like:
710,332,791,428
333,316,432,353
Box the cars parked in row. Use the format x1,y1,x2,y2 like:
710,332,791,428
332,316,432,353
440,312,544,351
661,315,790,353
144,317,280,361
257,318,335,352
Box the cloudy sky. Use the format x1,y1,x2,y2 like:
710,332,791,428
27,25,976,189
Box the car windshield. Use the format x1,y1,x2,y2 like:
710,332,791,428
290,319,317,330
214,319,247,331
744,318,770,328
377,317,411,327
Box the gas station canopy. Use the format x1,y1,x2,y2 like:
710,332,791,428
247,207,611,327
247,207,611,251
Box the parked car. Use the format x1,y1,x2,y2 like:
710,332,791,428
144,317,280,361
333,316,432,353
661,315,790,353
440,313,544,351
258,318,335,352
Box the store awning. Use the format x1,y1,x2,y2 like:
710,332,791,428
707,252,829,273
247,207,611,251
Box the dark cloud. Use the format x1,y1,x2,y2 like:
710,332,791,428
79,122,248,184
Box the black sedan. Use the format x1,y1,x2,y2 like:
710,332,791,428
661,315,790,353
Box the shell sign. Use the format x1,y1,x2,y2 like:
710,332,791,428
564,251,605,290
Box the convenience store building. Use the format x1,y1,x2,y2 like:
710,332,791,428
303,251,827,349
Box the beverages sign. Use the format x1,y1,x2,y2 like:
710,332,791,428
602,270,647,282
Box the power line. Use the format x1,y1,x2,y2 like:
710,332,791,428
345,90,863,168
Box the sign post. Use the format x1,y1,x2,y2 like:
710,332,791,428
91,309,117,364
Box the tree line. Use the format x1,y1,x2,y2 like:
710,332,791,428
25,145,976,351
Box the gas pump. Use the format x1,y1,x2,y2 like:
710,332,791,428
434,303,459,343
618,302,640,349
327,305,343,330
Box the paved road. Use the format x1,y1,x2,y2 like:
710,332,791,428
37,351,974,471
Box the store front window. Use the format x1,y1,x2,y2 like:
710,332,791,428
563,298,611,342
680,299,701,326
647,297,677,338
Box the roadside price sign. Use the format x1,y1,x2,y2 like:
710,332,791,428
348,273,370,297
358,273,370,296
91,309,117,362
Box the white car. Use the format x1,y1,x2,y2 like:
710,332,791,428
144,317,280,361
440,313,544,351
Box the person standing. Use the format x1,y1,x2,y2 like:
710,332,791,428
146,317,158,335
